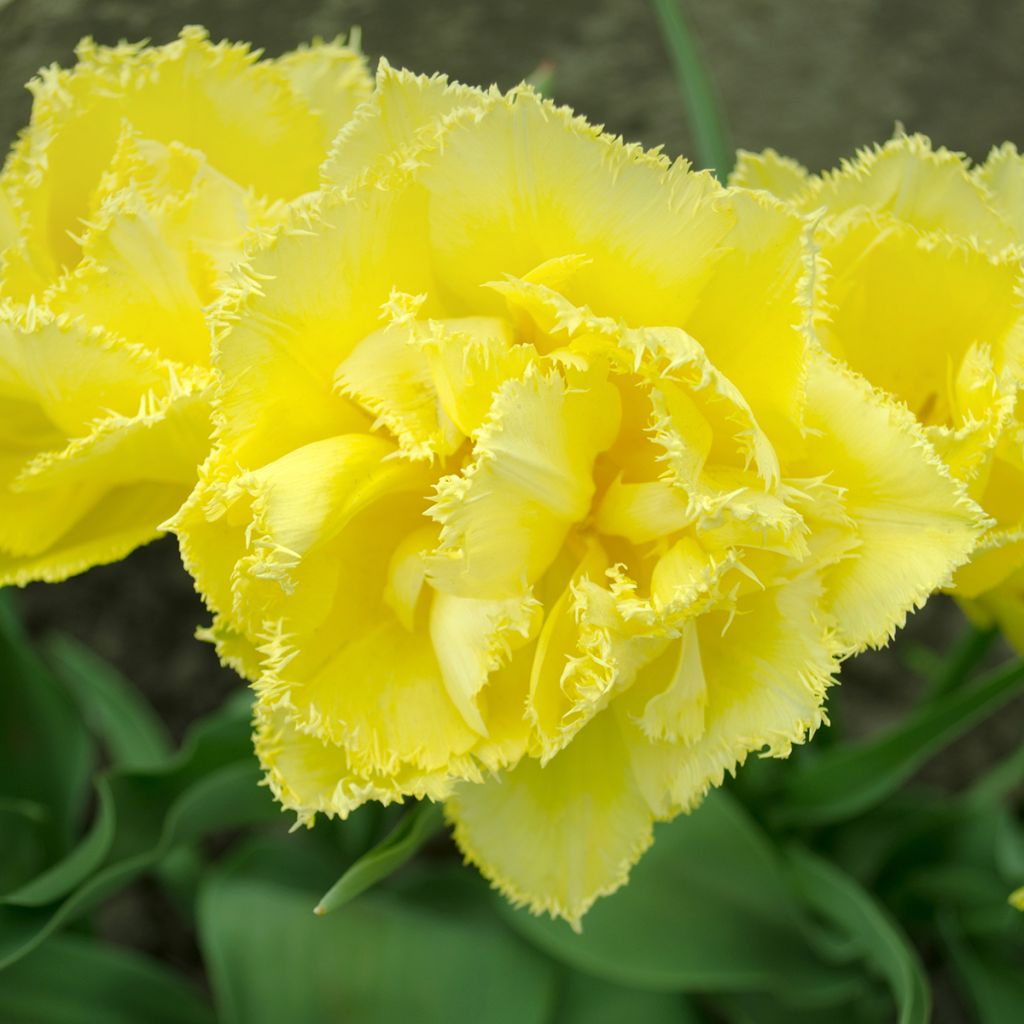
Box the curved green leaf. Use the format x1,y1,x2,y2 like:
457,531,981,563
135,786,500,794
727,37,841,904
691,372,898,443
46,632,172,771
0,592,94,875
778,659,1024,826
0,933,214,1024
200,842,557,1024
0,698,277,969
315,799,444,915
502,792,864,1008
787,846,930,1024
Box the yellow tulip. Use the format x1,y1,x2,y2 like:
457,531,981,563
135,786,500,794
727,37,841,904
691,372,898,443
0,27,370,583
170,67,984,925
733,136,1024,650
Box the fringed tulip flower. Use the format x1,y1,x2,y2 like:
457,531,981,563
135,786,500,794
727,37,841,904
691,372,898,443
171,67,985,924
0,27,370,583
733,136,1024,649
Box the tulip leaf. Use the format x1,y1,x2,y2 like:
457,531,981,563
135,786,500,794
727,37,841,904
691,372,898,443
787,845,930,1024
778,658,1024,826
315,799,444,915
0,592,94,877
940,915,1024,1023
0,933,215,1024
555,972,706,1023
0,696,277,969
1,784,116,907
200,840,557,1024
501,791,865,1010
45,631,172,771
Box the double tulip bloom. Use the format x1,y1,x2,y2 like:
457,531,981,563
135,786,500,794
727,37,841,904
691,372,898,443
0,27,370,583
735,138,1024,649
0,32,1008,924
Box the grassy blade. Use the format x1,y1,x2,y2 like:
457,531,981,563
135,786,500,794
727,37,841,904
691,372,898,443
0,698,277,969
928,624,998,697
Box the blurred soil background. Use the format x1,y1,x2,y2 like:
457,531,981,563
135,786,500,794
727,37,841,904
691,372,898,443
2,2,1023,1019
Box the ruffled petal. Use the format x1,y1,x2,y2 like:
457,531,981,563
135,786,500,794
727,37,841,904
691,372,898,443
427,361,620,598
815,213,1023,427
256,700,454,825
213,188,432,468
322,59,488,191
447,709,655,927
729,148,811,199
798,348,987,649
0,481,185,585
416,88,733,327
3,27,331,279
618,572,835,817
274,37,372,152
806,133,1014,246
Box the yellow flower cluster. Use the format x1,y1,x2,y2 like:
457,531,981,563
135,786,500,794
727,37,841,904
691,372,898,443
0,27,370,583
734,137,1024,650
168,67,982,923
0,33,1010,923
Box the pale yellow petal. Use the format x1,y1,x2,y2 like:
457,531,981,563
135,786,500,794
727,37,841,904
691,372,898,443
274,38,372,152
447,709,654,927
798,349,986,648
322,60,487,191
975,142,1024,241
416,89,733,327
815,214,1023,428
0,481,185,586
334,322,462,460
808,134,1014,246
4,27,329,279
256,700,453,825
213,188,432,468
618,572,835,817
430,590,542,734
427,362,620,598
730,148,811,199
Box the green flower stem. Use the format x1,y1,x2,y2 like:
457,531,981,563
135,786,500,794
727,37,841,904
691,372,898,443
650,0,732,179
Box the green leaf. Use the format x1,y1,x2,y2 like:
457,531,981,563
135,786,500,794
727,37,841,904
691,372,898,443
0,696,278,969
0,933,215,1024
555,971,705,1023
502,791,865,1009
315,799,444,915
0,591,94,876
940,916,1024,1023
2,784,116,907
966,742,1024,807
927,624,998,697
778,658,1024,826
787,846,930,1024
199,840,557,1024
45,632,172,771
649,0,732,178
